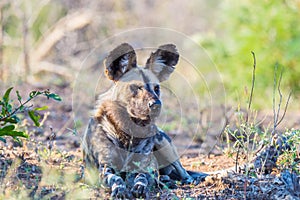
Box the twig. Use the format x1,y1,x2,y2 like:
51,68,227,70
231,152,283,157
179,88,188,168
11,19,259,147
0,97,33,122
247,51,256,123
274,69,283,130
208,106,228,157
276,91,292,127
272,63,278,135
235,145,240,173
272,64,292,134
243,177,247,200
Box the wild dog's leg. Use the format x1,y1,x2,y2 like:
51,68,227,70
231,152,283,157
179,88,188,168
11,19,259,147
154,130,193,183
83,118,127,197
154,129,207,184
168,161,207,185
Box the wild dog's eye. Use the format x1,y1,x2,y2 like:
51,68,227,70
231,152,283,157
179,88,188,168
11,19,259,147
130,84,143,95
130,84,139,95
154,85,160,95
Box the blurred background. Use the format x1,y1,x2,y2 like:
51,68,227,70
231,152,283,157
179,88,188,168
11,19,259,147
0,0,300,152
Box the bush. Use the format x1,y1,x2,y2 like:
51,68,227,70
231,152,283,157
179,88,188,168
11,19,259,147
0,87,61,143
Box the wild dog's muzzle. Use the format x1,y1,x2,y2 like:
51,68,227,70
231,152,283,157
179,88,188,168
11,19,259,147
148,99,161,117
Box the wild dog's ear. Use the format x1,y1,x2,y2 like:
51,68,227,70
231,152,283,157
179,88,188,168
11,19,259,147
104,43,137,81
145,44,179,82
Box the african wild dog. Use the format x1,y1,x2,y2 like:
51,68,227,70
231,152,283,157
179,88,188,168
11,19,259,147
83,43,207,198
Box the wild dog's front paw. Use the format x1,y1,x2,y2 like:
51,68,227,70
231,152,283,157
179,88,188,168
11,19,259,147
181,171,208,185
131,182,147,198
131,174,148,198
111,182,127,198
159,175,177,189
187,171,208,185
191,176,204,185
181,176,194,185
104,174,127,198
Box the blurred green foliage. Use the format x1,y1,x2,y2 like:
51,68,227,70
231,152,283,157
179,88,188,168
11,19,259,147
2,1,66,65
199,0,300,106
2,0,300,110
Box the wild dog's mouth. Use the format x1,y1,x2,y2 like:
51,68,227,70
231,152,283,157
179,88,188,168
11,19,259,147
131,116,151,126
130,107,161,126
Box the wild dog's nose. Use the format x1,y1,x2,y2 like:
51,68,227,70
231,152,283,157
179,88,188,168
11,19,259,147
148,99,161,110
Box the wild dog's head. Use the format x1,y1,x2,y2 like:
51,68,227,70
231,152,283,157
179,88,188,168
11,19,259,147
104,43,179,125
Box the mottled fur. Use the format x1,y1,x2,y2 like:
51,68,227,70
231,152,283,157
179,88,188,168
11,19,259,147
83,43,206,198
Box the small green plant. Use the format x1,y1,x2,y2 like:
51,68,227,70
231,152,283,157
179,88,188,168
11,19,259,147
278,129,300,173
223,52,259,174
224,52,298,178
223,110,263,175
0,87,62,143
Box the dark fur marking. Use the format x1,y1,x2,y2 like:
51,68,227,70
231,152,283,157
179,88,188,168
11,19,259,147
105,43,137,81
158,129,172,143
139,69,150,83
145,44,179,82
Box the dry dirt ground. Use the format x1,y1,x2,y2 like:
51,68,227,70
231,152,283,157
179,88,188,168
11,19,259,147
0,83,299,199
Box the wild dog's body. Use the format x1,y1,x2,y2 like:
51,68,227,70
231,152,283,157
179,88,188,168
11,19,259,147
83,43,206,198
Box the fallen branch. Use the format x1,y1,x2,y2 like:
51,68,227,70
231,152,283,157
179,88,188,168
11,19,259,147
31,10,93,63
31,61,73,79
